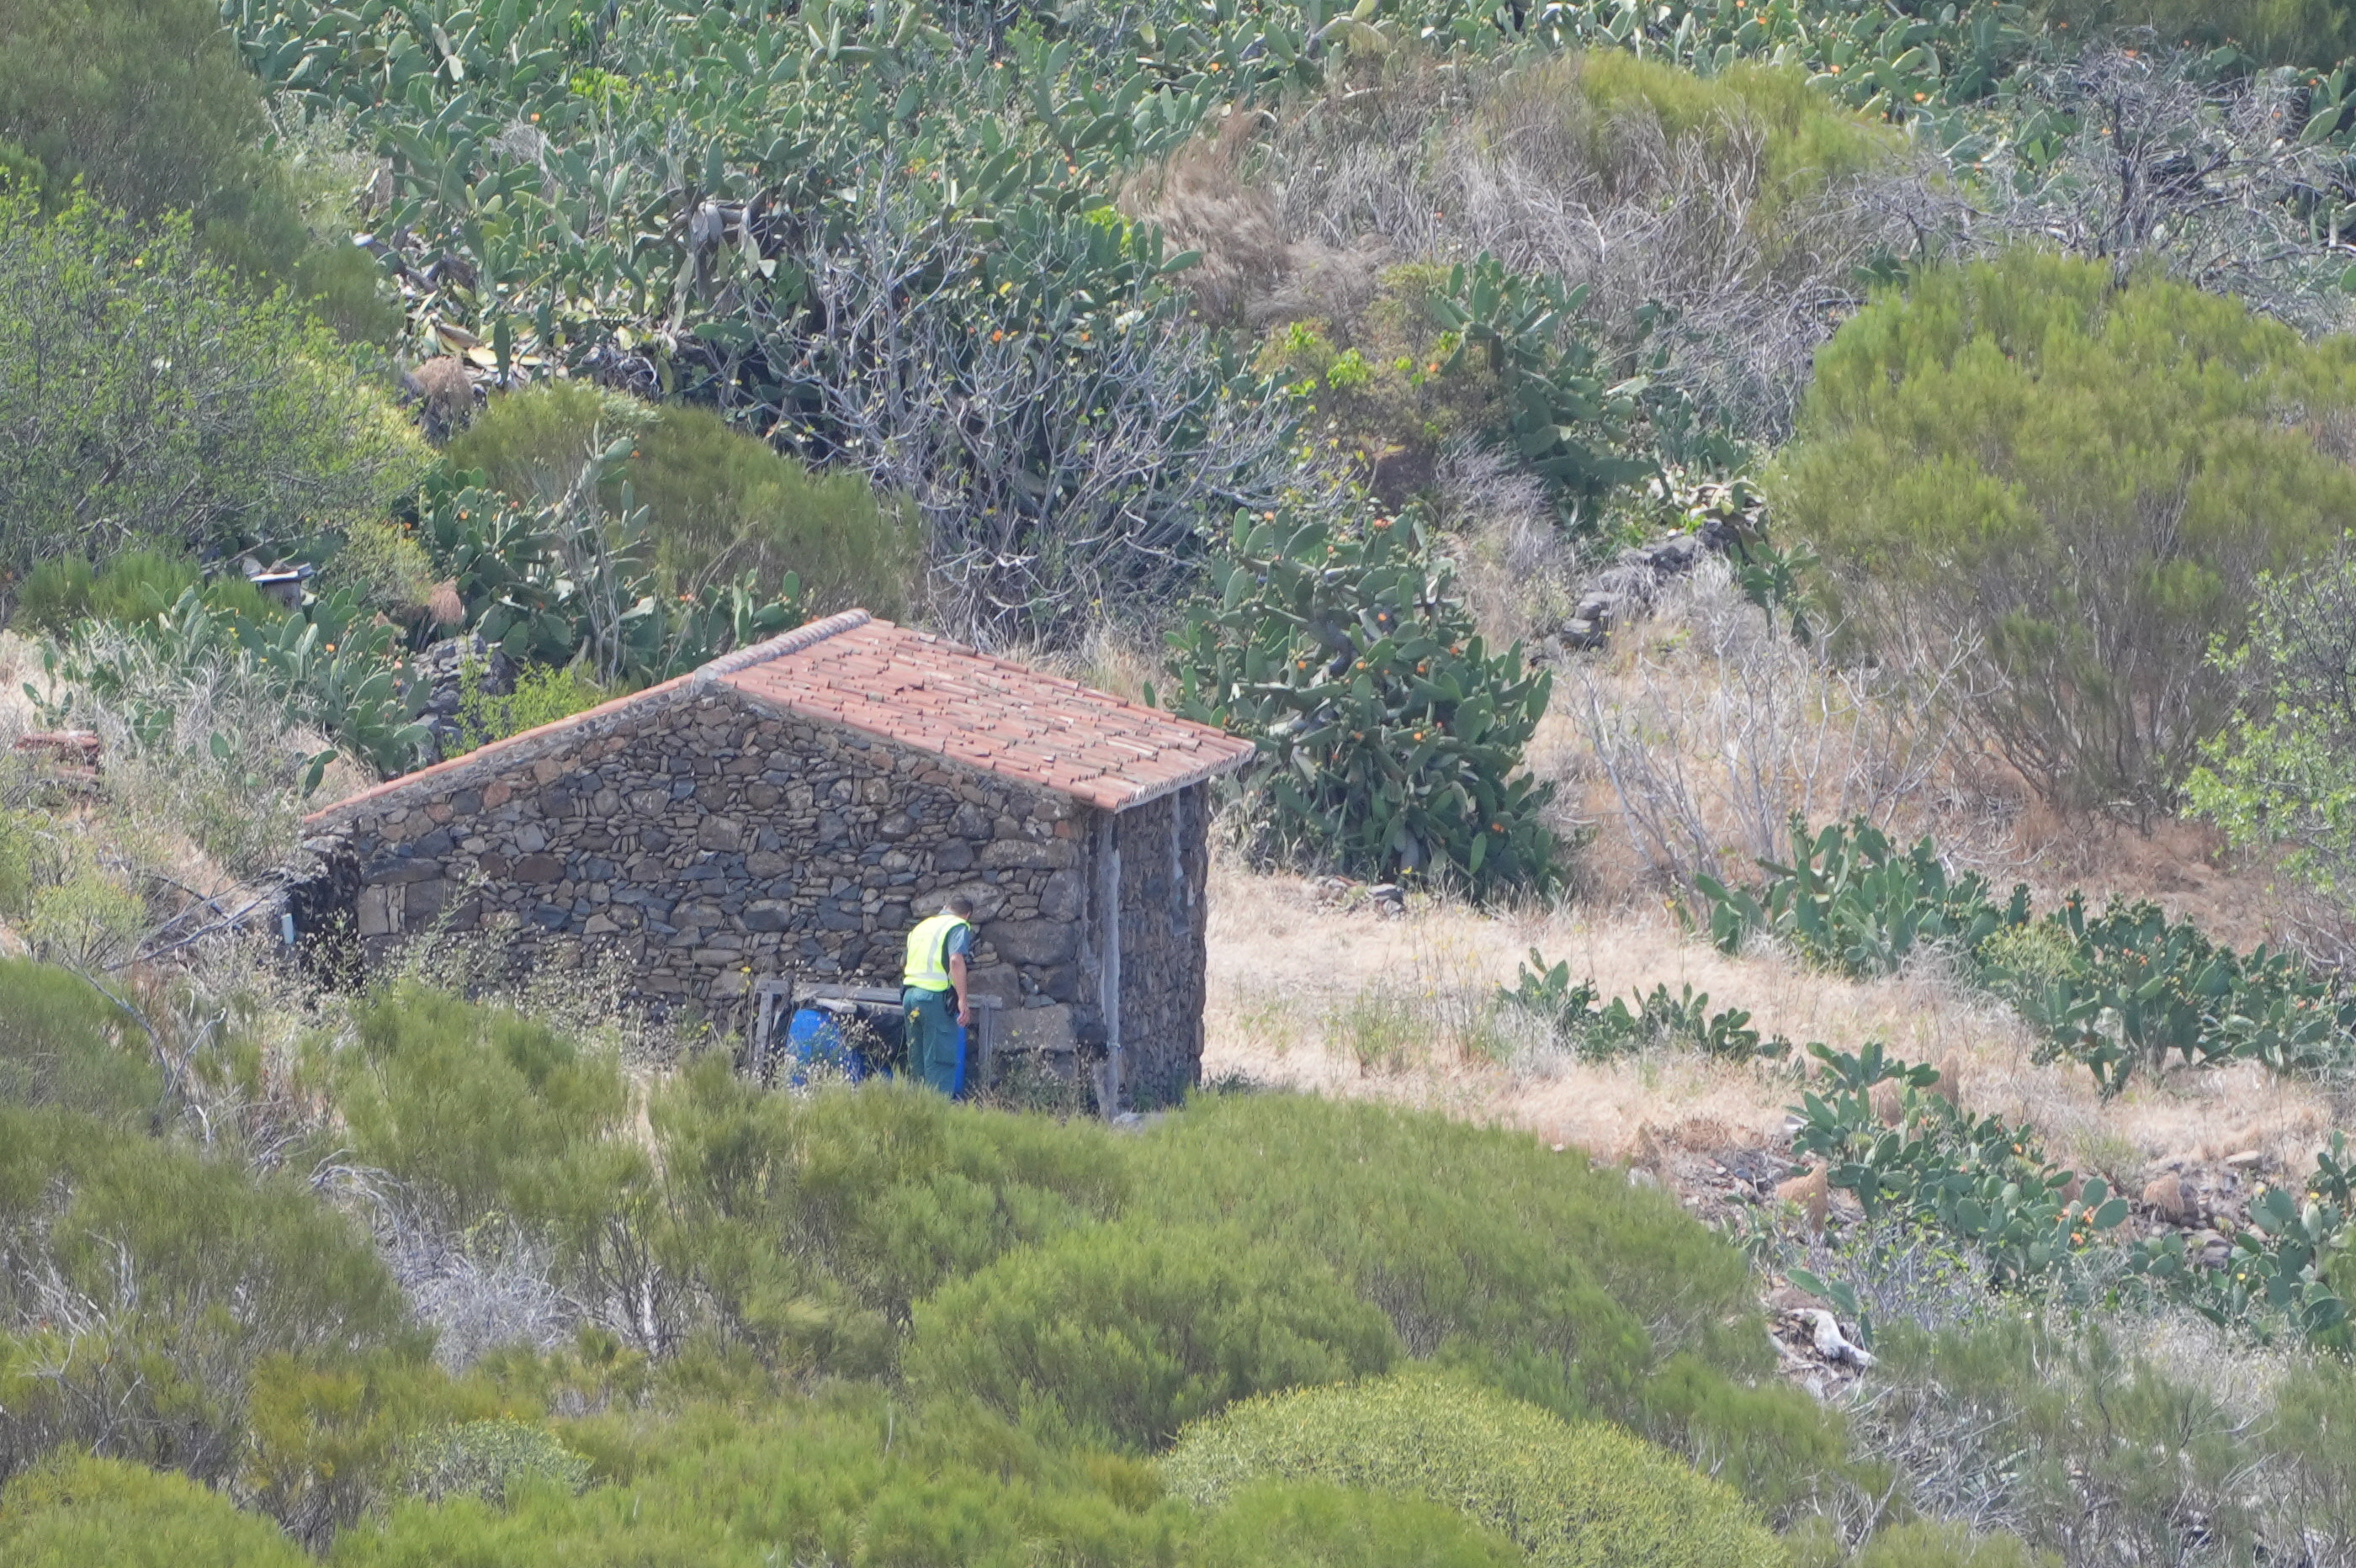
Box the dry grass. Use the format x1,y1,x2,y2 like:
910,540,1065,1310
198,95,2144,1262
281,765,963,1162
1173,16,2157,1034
1202,857,2346,1178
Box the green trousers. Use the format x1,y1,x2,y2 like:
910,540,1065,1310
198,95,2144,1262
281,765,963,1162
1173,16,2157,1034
901,986,962,1095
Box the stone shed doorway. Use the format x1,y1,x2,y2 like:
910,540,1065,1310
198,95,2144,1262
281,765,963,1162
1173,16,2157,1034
293,611,1252,1108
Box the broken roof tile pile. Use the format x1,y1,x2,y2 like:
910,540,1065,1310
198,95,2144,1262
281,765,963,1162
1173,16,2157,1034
719,615,1253,813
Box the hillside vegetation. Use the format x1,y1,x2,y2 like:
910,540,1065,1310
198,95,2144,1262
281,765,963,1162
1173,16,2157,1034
11,0,2356,1562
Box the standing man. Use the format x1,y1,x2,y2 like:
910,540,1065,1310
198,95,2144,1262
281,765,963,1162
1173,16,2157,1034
901,894,975,1095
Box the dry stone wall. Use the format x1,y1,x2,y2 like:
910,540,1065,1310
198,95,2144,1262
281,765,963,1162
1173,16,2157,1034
1115,786,1212,1109
315,682,1104,1041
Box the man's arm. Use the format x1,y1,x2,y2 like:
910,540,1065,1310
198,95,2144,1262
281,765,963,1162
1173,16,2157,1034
950,951,970,1026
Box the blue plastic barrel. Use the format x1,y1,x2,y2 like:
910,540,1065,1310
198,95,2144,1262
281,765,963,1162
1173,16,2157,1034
787,1007,864,1085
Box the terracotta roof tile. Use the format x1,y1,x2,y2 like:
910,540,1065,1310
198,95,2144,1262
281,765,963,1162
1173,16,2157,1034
304,610,1254,828
713,617,1250,811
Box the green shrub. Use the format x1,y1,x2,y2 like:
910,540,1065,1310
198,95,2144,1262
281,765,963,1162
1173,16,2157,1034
905,1220,1398,1451
645,1063,1128,1373
242,1349,504,1546
1162,1369,1781,1568
333,986,629,1227
1170,507,1554,893
2269,1356,2356,1550
0,0,342,305
1131,1094,1755,1420
1773,250,2356,816
0,1454,309,1568
1188,1479,1530,1568
1552,55,1893,226
1865,1316,2262,1565
0,957,156,1119
401,1418,592,1507
321,520,442,620
334,1389,1186,1568
10,554,98,637
443,383,648,506
0,1106,416,1484
1853,1520,2055,1568
448,388,921,615
14,550,289,639
628,404,922,617
454,661,615,753
0,192,427,587
2189,545,2356,919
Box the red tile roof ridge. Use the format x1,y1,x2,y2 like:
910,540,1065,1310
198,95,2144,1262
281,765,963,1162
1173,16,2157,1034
304,609,1255,830
691,607,873,684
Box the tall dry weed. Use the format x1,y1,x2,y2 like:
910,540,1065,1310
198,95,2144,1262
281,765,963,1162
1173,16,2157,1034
1570,560,1975,891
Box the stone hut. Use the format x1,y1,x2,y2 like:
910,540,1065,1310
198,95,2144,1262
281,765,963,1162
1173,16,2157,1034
294,611,1254,1107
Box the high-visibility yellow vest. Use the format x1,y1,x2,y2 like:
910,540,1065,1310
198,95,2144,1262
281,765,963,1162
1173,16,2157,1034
903,912,969,993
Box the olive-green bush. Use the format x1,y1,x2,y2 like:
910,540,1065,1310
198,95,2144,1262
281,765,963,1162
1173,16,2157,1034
400,1418,592,1506
1133,1095,1841,1510
1190,1480,1531,1568
1131,1094,1754,1416
644,1062,1128,1374
0,1107,417,1485
0,958,157,1120
0,1453,310,1568
905,1220,1398,1450
1852,1521,2056,1568
447,385,921,616
332,985,630,1227
13,549,284,638
0,192,427,587
1863,1315,2263,1564
2028,0,2356,63
0,0,390,335
1162,1369,1783,1568
331,1390,1186,1568
1774,250,2356,816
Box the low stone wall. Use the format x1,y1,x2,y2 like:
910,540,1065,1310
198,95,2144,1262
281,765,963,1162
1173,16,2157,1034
309,682,1104,1041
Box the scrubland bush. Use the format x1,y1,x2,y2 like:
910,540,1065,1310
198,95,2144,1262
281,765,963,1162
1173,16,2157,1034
0,957,155,1119
13,550,281,639
1133,1094,1750,1403
1128,1092,1839,1507
1189,1480,1531,1568
453,661,613,753
1855,1315,2265,1565
1232,50,1917,444
334,1390,1186,1568
0,1106,415,1486
241,1349,512,1544
1851,1521,2055,1568
643,1062,1126,1369
398,1417,591,1506
0,1453,309,1568
626,404,922,617
0,191,426,588
2029,0,2356,62
0,0,389,335
2189,545,2356,920
334,985,629,1227
448,385,921,615
1164,1369,1783,1568
1775,250,2356,818
906,1220,1398,1450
